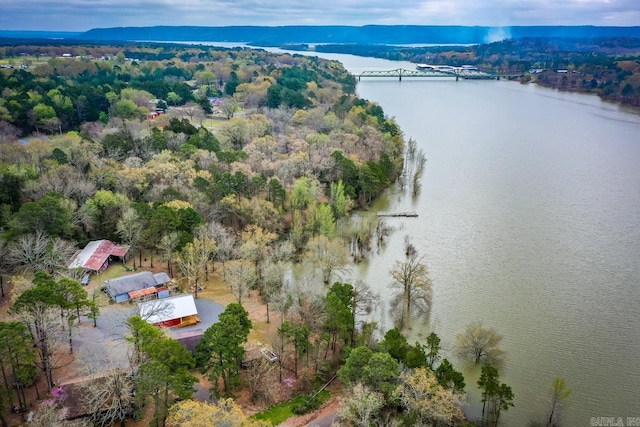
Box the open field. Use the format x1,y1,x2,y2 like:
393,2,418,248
201,116,230,130
0,55,52,67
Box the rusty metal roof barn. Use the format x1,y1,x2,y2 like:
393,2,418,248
67,240,129,272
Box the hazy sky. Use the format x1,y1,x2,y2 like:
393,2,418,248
2,0,640,32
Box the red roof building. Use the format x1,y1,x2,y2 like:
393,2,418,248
67,240,129,273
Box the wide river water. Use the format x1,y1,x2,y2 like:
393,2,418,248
203,43,640,425
299,52,640,425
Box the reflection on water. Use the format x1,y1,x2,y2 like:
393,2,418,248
341,76,640,425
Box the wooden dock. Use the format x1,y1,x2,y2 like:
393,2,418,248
377,212,418,217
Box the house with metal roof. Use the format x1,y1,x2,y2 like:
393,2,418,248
139,294,200,328
67,240,129,273
104,271,171,303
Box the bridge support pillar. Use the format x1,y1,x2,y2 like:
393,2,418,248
456,75,459,82
399,75,402,82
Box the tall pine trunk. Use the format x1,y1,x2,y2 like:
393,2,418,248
0,364,13,407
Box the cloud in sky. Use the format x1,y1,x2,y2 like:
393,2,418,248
1,0,640,31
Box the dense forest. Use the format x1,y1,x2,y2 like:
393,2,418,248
286,37,640,107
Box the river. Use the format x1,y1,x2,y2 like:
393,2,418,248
301,52,640,425
200,43,640,425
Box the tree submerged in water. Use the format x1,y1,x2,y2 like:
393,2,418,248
389,249,433,330
478,364,514,427
454,321,507,367
547,377,571,427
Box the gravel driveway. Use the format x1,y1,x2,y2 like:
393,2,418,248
67,296,225,381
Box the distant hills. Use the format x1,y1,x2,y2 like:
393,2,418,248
2,26,639,45
71,25,640,44
0,30,81,39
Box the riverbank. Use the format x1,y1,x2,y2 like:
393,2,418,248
281,38,640,109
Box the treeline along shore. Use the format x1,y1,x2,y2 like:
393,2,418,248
281,37,640,108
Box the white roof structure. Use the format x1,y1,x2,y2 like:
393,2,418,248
138,294,198,325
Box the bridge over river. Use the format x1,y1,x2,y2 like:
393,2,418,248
357,68,522,81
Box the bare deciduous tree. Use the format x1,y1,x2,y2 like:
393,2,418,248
454,321,507,367
289,284,326,334
116,207,142,269
158,231,179,277
224,259,256,305
28,400,90,427
11,285,66,390
183,102,204,125
6,232,76,274
77,347,134,427
164,131,187,150
269,286,293,326
81,371,134,427
239,224,277,281
135,300,174,329
176,231,216,299
338,383,385,427
207,222,236,270
264,106,294,135
389,252,433,329
6,232,49,273
411,149,427,197
245,357,275,404
305,235,349,284
43,237,77,274
24,165,95,203
0,120,20,142
261,260,287,324
351,279,378,343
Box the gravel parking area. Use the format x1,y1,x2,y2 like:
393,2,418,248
65,296,225,382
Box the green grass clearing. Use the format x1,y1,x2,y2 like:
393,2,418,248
0,56,52,67
252,389,330,426
201,116,230,131
94,263,132,283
